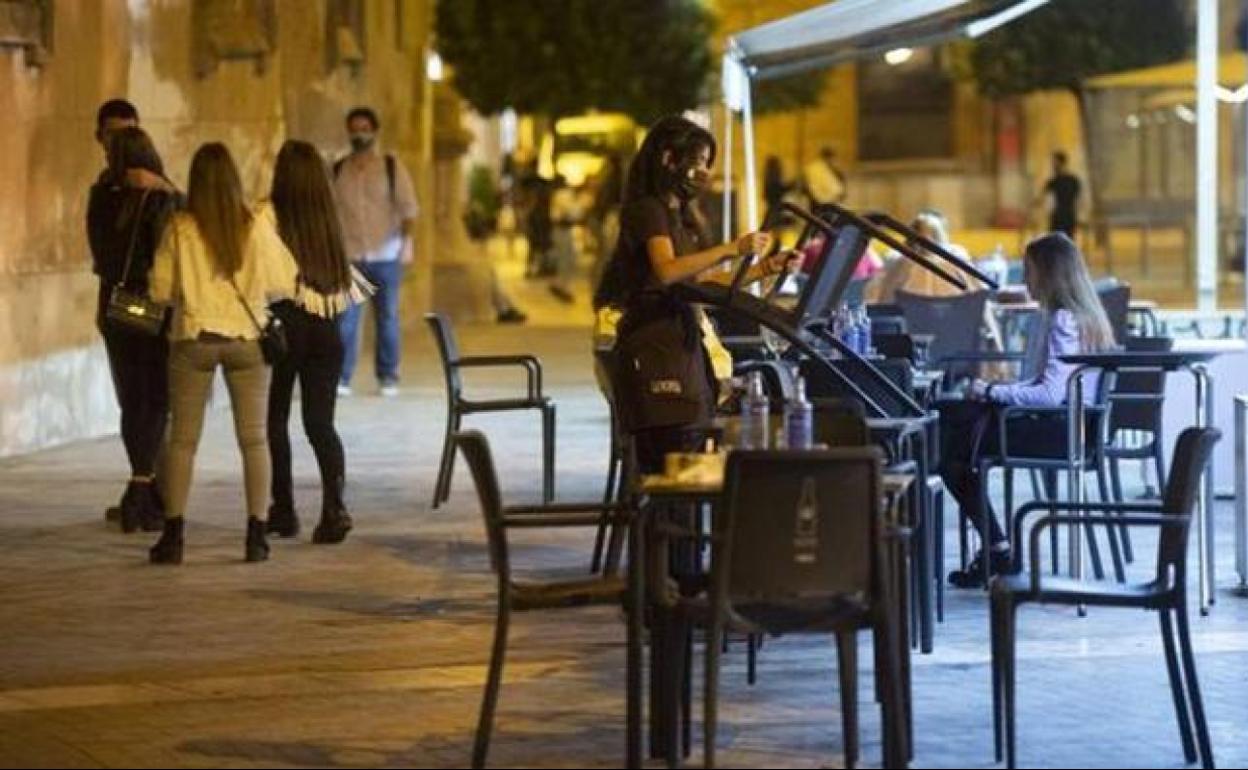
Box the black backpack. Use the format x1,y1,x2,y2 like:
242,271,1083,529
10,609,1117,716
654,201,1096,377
333,153,397,203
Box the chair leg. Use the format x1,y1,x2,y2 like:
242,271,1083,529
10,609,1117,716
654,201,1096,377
704,616,723,770
590,443,621,573
1071,471,1107,581
1096,465,1126,583
747,633,758,685
472,601,510,769
934,483,945,623
1109,454,1136,564
541,405,556,504
1042,470,1060,574
836,631,860,770
1003,601,1018,770
1159,609,1198,763
990,595,1004,763
1175,602,1216,770
434,411,460,508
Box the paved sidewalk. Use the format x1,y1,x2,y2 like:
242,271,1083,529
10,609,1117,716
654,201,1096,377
0,323,1245,768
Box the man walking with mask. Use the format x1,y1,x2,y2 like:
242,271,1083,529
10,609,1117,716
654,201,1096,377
334,106,419,397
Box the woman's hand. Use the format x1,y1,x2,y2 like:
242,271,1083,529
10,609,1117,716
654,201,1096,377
735,230,773,259
966,378,989,401
762,249,795,275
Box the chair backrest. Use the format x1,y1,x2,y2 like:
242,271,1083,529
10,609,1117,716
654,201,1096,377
895,289,989,369
455,430,509,580
1156,427,1221,579
425,313,463,397
717,449,883,619
1109,335,1172,432
1097,283,1131,345
811,398,869,446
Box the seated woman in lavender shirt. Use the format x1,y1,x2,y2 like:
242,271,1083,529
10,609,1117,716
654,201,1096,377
939,232,1116,588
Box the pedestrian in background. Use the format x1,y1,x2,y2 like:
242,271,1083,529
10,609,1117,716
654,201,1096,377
332,107,419,398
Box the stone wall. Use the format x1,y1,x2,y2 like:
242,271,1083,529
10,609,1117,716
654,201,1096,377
0,0,434,457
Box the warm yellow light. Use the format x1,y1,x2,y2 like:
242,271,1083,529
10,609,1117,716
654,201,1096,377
426,51,444,82
884,47,913,66
554,113,634,136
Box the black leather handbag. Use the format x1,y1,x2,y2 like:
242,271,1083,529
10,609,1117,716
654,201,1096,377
230,278,288,366
104,190,170,336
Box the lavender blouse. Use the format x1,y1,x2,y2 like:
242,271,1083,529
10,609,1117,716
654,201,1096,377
987,309,1098,407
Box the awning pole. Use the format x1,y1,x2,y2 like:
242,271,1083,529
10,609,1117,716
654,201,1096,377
723,102,734,242
742,73,759,230
1196,0,1218,311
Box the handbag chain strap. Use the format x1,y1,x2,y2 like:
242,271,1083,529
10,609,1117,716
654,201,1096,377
228,275,268,337
116,188,153,289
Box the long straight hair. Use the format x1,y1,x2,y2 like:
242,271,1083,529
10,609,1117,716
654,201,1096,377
593,114,717,309
1025,232,1115,352
270,140,350,293
186,143,252,277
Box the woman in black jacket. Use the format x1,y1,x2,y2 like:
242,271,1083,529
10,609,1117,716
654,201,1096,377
86,126,179,533
594,115,783,472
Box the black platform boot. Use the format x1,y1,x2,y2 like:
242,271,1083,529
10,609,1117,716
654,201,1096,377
245,517,270,562
149,517,185,565
265,503,300,538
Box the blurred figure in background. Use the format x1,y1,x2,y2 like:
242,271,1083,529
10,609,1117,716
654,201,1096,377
548,175,587,304
803,145,848,207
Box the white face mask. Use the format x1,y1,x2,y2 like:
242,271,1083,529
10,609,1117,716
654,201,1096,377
349,132,375,153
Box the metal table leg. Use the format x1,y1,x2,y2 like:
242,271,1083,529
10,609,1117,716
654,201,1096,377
1067,367,1092,586
1235,395,1248,594
1190,365,1215,614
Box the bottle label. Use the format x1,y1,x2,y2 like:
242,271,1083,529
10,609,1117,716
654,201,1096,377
793,476,819,564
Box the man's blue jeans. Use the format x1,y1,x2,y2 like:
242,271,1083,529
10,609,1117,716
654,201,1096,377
339,259,403,385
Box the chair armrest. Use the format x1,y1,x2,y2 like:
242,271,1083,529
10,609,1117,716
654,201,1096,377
1012,499,1164,546
503,502,631,528
1107,393,1166,404
458,354,543,399
1026,513,1189,589
504,501,627,515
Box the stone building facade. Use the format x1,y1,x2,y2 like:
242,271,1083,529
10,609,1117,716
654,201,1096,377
0,0,456,457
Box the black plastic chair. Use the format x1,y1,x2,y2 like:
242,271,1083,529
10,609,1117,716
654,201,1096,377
1097,282,1132,344
990,426,1220,770
590,347,634,576
894,290,996,385
702,448,908,769
1106,336,1173,503
426,313,555,508
455,430,633,769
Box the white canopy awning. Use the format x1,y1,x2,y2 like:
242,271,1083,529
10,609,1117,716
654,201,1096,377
729,0,1051,82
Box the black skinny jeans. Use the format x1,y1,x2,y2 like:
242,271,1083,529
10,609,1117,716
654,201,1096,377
268,304,346,514
98,291,169,480
937,400,1072,551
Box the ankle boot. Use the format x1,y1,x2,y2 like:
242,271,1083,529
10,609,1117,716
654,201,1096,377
139,485,165,532
265,503,300,538
149,517,184,565
311,507,353,545
245,517,270,562
119,482,145,534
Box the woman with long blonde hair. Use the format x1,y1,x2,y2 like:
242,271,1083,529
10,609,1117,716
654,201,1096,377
939,232,1115,587
147,142,298,564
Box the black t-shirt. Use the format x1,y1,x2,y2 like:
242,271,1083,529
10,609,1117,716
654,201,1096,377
1045,173,1081,221
611,195,706,306
86,182,178,289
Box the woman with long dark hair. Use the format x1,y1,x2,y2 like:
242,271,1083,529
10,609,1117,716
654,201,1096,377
146,143,298,564
939,232,1115,587
87,126,179,533
594,115,785,472
266,140,370,543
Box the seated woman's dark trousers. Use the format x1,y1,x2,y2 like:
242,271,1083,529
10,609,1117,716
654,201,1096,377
938,401,1007,548
938,400,1074,551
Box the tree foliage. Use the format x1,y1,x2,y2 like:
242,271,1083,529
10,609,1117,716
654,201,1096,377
967,0,1189,97
752,70,830,115
435,0,714,123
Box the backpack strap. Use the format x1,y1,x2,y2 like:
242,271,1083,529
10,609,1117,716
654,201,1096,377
385,153,396,204
332,157,346,178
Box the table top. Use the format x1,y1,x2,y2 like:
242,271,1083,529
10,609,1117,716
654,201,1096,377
641,468,914,499
1059,350,1224,368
